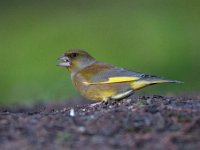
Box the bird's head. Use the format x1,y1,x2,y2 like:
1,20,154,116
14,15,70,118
57,49,96,72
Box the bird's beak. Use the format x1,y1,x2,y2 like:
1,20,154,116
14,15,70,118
57,56,70,67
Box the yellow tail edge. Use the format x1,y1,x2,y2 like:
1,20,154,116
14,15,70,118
131,79,183,91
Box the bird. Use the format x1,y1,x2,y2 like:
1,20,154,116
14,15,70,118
57,49,182,101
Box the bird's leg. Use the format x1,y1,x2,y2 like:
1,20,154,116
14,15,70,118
102,97,111,105
89,97,110,107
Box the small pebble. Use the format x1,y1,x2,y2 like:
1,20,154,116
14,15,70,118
126,98,132,103
89,115,95,119
128,106,133,109
77,126,86,132
147,99,151,104
69,108,75,117
109,105,113,109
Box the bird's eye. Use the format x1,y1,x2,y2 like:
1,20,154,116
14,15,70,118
70,53,78,58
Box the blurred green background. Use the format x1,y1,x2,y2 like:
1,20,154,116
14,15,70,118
0,0,199,105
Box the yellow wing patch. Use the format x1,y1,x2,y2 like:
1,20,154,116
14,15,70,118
83,76,140,85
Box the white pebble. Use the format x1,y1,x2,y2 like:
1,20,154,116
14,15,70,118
69,108,75,117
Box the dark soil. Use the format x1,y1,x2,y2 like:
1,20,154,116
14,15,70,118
1,95,200,150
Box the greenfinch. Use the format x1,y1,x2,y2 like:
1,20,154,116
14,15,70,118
57,49,182,101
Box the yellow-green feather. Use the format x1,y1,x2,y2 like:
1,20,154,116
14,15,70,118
83,76,140,85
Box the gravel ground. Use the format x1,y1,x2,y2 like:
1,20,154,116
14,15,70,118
0,95,200,150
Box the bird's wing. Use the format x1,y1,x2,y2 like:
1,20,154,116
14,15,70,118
79,62,157,85
83,76,140,85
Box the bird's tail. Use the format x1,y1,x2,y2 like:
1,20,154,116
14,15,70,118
131,76,183,90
